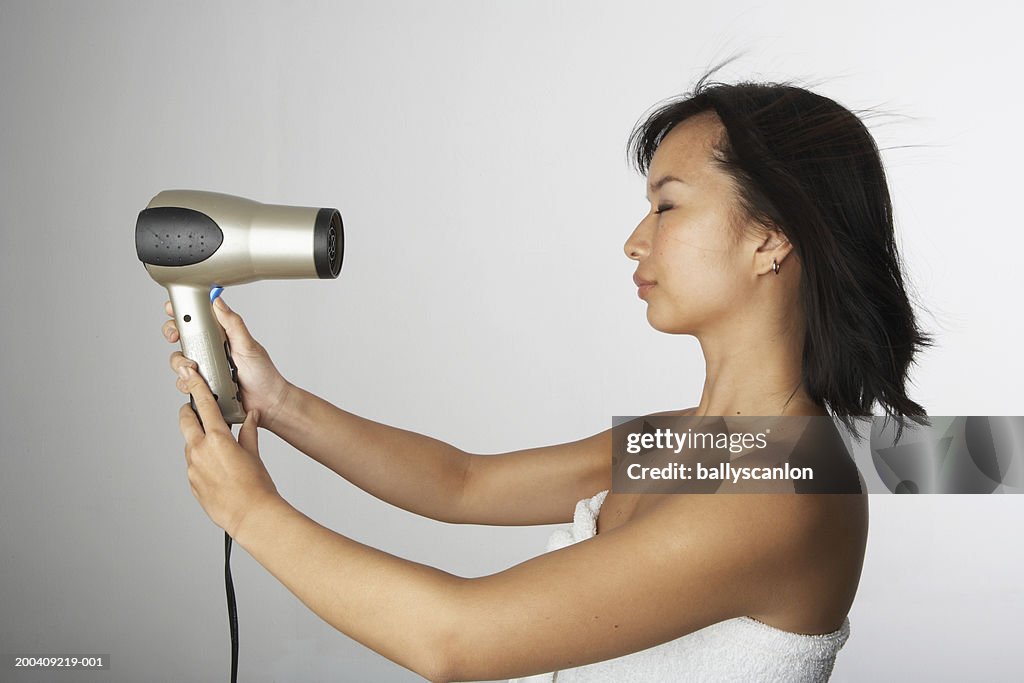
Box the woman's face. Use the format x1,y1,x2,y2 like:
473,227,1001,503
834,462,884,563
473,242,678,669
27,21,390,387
624,112,767,336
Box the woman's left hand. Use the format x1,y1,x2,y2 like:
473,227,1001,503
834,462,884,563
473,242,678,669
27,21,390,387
176,364,281,537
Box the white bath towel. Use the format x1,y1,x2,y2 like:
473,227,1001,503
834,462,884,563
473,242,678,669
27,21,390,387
505,489,850,683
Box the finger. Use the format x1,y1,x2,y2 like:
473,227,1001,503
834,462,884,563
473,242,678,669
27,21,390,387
169,351,197,375
178,366,231,435
176,377,189,394
162,319,179,342
165,300,174,317
212,297,257,349
179,401,205,446
238,410,260,454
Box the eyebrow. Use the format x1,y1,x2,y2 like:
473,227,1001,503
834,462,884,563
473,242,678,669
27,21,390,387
646,175,686,195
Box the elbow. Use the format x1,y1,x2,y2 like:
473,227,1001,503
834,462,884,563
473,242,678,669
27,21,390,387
417,606,523,683
417,635,459,683
417,663,451,683
423,670,455,683
446,450,476,526
381,625,459,683
414,581,471,683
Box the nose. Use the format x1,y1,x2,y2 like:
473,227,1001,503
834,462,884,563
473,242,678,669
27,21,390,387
623,220,650,261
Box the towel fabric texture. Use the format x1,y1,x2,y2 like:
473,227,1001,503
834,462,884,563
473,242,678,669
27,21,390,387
506,489,849,682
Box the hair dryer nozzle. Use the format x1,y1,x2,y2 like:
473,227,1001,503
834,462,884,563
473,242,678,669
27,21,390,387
314,208,344,278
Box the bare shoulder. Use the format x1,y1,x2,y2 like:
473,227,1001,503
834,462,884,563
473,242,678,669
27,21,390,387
641,487,852,552
632,409,867,594
641,487,867,633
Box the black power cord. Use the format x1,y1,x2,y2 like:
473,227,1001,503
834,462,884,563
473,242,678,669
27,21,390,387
225,531,239,683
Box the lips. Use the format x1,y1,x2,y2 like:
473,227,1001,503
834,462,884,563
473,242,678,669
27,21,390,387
633,272,656,300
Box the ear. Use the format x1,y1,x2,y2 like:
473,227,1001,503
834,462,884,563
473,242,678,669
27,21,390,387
754,228,793,275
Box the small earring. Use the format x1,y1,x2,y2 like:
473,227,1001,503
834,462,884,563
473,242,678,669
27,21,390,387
772,259,780,275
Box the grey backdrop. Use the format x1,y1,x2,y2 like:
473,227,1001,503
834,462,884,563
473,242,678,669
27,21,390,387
2,1,1022,681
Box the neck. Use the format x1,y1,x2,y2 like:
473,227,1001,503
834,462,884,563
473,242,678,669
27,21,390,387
691,308,824,419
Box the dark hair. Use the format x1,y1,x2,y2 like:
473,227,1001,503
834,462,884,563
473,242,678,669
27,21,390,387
626,66,932,441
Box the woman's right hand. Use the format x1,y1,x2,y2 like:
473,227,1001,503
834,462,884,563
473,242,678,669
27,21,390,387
163,296,293,432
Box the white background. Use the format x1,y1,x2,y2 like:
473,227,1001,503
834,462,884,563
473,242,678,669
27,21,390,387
1,1,1021,681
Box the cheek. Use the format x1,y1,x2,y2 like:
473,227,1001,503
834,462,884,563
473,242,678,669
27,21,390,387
648,229,749,321
651,229,735,296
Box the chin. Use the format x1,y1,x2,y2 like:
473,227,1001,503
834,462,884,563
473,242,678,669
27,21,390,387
645,307,695,335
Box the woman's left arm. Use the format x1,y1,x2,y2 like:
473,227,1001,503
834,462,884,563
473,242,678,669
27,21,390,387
177,365,820,683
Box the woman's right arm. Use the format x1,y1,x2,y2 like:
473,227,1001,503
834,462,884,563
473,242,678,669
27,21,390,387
164,298,610,526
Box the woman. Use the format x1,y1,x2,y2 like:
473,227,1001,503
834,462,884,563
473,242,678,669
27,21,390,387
163,73,930,682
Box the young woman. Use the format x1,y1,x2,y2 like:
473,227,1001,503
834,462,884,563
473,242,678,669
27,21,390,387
163,74,930,682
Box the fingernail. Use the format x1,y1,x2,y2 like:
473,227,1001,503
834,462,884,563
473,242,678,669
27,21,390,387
177,365,189,380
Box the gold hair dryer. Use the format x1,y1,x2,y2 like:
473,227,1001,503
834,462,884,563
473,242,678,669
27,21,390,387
136,189,344,423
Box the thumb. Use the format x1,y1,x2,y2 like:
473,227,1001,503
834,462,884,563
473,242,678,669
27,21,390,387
213,297,256,348
238,410,260,453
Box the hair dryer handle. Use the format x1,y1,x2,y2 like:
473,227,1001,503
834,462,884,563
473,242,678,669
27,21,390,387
167,284,246,425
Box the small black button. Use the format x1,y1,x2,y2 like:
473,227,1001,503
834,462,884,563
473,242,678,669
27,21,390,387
224,340,238,371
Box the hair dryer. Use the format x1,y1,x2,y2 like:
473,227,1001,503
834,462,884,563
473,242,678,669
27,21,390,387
136,189,344,424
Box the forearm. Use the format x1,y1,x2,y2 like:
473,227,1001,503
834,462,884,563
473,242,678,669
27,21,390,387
234,496,461,682
266,383,472,523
